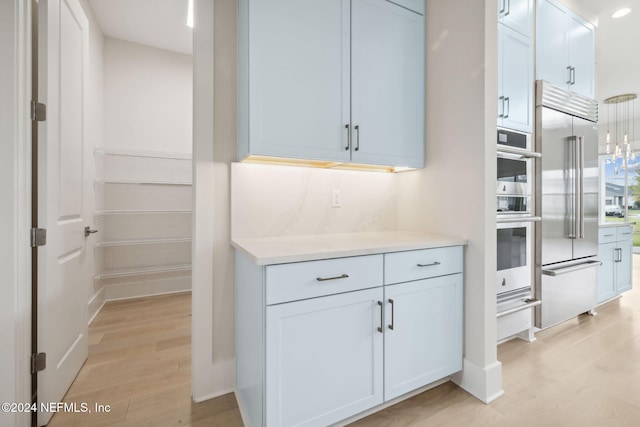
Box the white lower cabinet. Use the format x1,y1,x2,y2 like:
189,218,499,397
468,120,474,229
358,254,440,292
236,245,464,427
598,225,633,304
266,288,384,427
383,274,463,400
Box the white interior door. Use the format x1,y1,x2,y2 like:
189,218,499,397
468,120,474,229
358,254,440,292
37,0,90,425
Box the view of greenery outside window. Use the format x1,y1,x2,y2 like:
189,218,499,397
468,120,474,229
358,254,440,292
600,155,640,247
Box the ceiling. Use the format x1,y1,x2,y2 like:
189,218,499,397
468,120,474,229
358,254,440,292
581,0,640,121
88,0,192,55
87,0,639,118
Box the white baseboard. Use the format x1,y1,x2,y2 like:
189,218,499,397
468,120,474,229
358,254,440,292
88,286,106,325
452,358,504,404
192,357,236,403
103,275,191,301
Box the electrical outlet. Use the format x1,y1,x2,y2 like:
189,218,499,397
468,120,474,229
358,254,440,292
332,190,342,208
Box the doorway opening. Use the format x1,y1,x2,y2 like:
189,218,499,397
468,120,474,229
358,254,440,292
34,0,194,425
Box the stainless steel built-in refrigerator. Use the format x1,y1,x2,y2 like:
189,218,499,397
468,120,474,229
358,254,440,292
535,81,600,329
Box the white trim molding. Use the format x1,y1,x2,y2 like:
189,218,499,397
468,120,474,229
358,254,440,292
452,358,505,404
0,0,32,426
191,0,218,402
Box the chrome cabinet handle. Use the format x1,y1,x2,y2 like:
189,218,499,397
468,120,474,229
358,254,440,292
316,274,349,282
499,0,506,15
498,96,504,118
616,248,623,263
505,0,510,16
354,125,360,151
504,97,510,118
377,301,383,333
571,67,576,85
417,261,441,267
567,66,573,84
84,226,99,237
388,298,395,330
345,124,350,150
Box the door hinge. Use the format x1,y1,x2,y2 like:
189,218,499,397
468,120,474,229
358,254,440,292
30,228,47,247
31,101,46,122
31,353,46,374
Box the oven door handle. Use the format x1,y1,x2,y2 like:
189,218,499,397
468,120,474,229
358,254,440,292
496,146,541,158
497,216,541,224
496,299,541,318
542,260,601,277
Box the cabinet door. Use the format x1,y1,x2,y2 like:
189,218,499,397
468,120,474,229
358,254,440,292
248,0,350,162
568,14,594,98
384,274,463,400
616,239,633,293
536,0,569,87
597,242,616,303
498,0,533,37
351,0,424,168
266,288,383,427
501,24,533,133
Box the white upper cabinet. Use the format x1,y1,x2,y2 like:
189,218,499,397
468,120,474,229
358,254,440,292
241,0,351,162
498,23,533,133
351,0,424,167
498,0,533,37
567,13,595,99
238,0,425,168
536,0,595,99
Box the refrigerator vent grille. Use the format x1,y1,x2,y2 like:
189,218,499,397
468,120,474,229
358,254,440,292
536,80,598,123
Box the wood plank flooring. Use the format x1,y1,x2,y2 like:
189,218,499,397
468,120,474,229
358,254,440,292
51,257,640,426
48,292,241,426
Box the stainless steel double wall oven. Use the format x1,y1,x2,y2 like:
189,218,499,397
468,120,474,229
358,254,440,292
496,129,541,337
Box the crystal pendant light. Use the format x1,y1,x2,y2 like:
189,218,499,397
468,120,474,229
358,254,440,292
604,93,637,174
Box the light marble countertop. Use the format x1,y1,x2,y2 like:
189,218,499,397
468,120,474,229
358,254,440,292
232,231,468,265
599,222,634,228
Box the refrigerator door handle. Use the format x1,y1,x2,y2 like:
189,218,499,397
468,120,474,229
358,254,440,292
568,136,578,239
578,136,585,239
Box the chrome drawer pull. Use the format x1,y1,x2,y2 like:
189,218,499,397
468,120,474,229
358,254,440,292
377,301,383,333
388,299,395,331
417,261,441,268
345,124,350,150
316,274,349,282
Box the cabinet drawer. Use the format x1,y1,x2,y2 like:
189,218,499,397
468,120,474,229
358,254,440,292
266,255,383,305
384,246,463,285
617,225,634,241
598,228,617,244
497,308,532,342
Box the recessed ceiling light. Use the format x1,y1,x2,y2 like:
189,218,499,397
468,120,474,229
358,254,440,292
612,8,631,18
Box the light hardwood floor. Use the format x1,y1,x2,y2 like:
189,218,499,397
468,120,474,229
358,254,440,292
48,292,241,426
52,257,640,426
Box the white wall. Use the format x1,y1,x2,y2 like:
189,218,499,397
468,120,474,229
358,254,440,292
397,0,502,403
0,0,31,426
104,37,193,154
